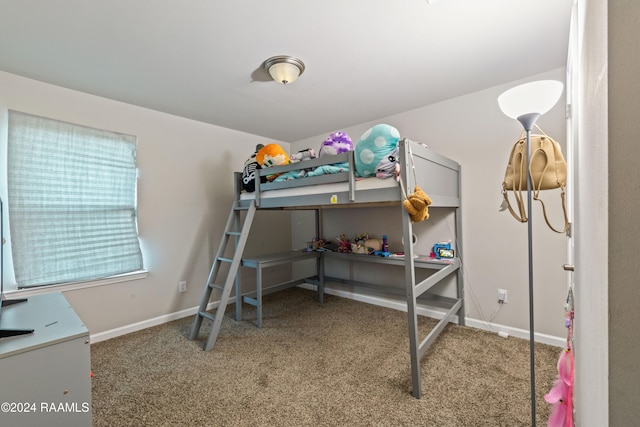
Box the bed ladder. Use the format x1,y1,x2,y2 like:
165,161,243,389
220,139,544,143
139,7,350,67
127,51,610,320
189,201,257,351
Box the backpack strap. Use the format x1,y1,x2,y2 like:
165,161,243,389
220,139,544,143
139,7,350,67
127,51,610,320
530,141,569,233
502,140,528,223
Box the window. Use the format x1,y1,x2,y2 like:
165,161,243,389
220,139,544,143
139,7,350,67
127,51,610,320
6,110,143,289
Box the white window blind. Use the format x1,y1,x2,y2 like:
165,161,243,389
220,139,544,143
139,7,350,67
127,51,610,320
7,110,143,288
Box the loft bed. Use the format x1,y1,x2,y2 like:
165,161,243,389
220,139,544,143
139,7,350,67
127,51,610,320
190,137,463,399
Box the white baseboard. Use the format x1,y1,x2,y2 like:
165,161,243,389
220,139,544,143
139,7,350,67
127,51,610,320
298,283,566,348
89,301,220,344
91,284,565,349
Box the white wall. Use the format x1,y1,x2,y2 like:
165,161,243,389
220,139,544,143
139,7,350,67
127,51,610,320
293,68,569,340
0,70,293,337
572,0,610,425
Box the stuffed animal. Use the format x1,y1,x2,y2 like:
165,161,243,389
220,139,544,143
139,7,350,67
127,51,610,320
274,148,317,180
349,232,382,254
375,146,400,179
336,234,352,253
403,185,432,222
290,148,316,162
241,144,265,192
318,131,353,157
256,143,290,181
355,124,401,178
303,131,354,178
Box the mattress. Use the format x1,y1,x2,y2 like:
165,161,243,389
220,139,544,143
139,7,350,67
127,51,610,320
239,176,399,201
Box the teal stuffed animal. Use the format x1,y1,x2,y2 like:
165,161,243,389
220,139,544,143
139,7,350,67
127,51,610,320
355,124,401,178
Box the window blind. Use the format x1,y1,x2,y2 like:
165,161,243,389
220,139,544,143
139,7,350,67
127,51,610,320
7,110,143,288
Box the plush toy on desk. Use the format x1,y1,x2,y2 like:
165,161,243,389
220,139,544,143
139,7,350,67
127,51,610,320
256,143,290,181
351,232,382,255
336,234,352,253
355,124,401,179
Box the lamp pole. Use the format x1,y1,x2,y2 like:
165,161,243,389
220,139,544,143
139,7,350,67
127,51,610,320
498,80,563,427
517,112,541,427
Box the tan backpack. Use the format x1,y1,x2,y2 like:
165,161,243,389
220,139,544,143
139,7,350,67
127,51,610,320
502,126,569,233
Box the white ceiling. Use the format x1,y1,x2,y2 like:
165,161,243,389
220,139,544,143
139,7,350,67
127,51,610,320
0,0,573,142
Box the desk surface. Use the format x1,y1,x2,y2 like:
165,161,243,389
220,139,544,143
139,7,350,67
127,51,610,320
322,251,460,269
241,250,320,268
0,293,88,358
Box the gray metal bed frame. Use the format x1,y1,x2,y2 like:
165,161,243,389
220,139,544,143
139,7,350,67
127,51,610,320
189,138,462,398
235,138,464,399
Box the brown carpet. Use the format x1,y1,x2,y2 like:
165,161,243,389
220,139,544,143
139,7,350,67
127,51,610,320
91,288,560,426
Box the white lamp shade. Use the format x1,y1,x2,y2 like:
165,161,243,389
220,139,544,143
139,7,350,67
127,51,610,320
268,62,301,85
498,80,564,119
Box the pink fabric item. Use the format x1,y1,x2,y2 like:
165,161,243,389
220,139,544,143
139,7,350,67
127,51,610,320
544,349,574,427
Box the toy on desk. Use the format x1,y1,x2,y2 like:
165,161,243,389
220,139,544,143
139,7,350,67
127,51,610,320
330,232,392,255
373,235,391,257
373,250,391,257
352,232,380,254
350,232,386,255
335,234,351,253
305,237,325,252
351,242,370,254
433,241,455,259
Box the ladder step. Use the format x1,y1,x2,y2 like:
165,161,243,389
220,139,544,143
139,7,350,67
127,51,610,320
218,256,233,263
208,283,224,291
199,311,216,322
243,296,258,307
226,231,242,236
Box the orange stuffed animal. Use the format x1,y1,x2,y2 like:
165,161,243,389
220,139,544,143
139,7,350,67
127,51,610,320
256,143,290,181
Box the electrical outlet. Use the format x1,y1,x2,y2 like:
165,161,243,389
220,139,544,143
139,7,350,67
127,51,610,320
497,289,508,304
178,280,187,293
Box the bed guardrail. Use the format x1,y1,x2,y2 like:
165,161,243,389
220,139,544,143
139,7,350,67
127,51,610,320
235,139,460,209
252,151,355,207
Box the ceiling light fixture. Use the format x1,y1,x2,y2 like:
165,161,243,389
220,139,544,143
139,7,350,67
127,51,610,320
263,55,305,85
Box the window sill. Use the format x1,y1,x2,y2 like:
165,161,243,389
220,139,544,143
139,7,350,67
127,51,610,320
4,270,149,298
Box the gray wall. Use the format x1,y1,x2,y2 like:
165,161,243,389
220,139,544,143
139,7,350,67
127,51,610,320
573,0,640,423
608,1,640,425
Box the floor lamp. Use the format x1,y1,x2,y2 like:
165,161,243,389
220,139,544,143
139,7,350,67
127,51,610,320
498,80,564,427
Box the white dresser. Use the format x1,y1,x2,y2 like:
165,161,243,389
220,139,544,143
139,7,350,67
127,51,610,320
0,292,91,426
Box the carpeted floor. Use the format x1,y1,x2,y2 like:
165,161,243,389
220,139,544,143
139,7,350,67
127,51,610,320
90,288,560,426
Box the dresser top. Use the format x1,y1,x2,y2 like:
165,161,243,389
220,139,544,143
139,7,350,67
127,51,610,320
0,292,89,358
